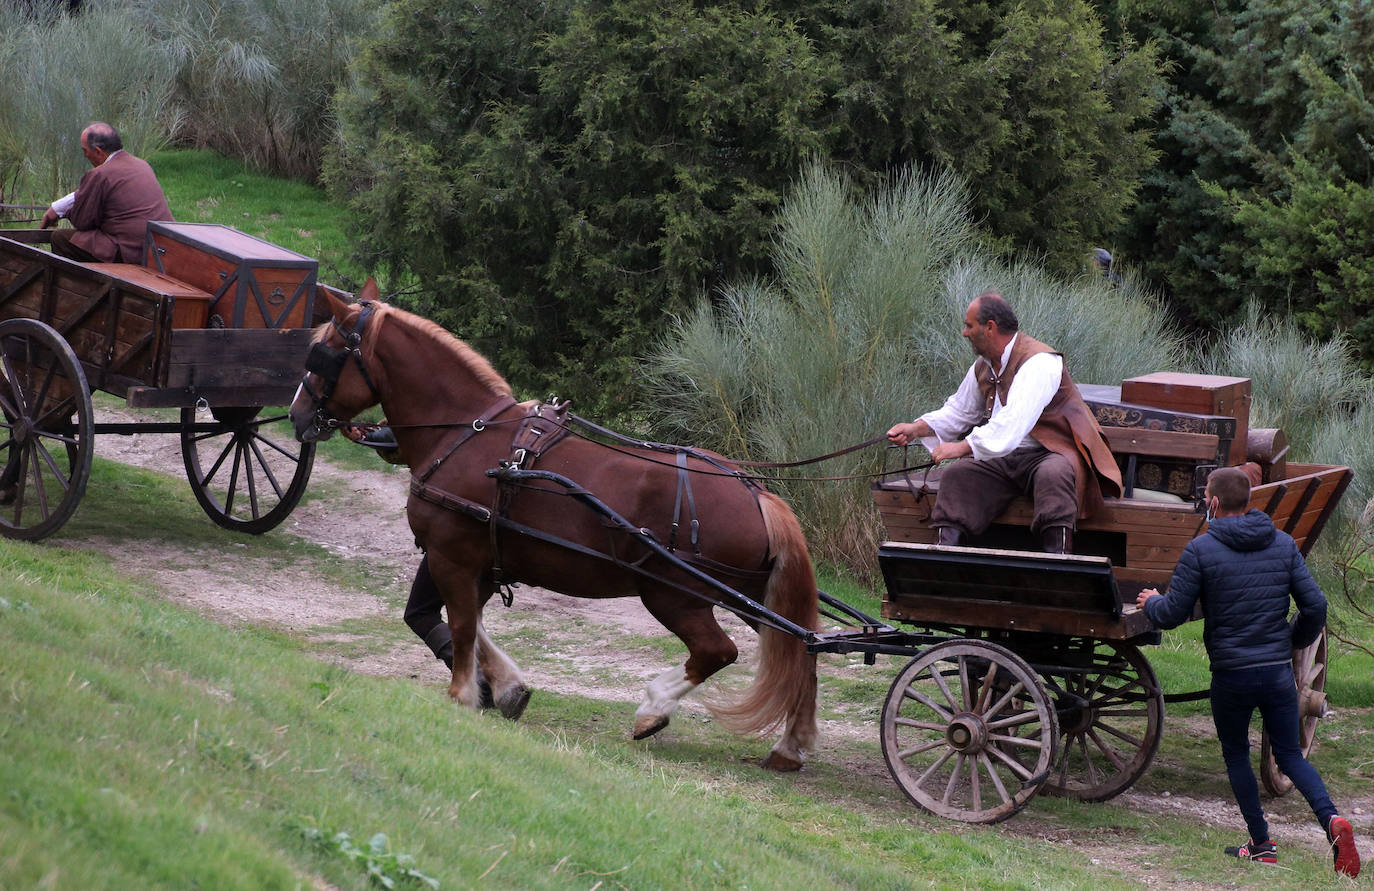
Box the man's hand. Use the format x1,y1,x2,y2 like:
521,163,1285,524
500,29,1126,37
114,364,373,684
931,440,972,463
40,207,59,229
886,422,921,447
1136,587,1161,610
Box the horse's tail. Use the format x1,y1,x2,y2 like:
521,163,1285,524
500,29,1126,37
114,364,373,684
707,491,818,750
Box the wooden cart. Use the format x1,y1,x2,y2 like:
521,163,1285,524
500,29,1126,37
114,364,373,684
865,446,1351,820
0,229,333,540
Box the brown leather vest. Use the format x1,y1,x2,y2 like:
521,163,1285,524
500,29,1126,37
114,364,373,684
974,334,1122,518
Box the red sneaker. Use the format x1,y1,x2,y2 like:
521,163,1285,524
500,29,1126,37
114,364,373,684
1328,816,1361,878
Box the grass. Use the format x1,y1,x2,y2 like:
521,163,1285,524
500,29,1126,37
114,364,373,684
3,527,1145,891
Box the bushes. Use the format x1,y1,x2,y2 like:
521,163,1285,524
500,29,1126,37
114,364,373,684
0,0,175,204
647,163,1186,569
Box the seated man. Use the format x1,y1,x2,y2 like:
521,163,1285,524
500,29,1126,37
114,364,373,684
40,121,173,264
886,292,1121,553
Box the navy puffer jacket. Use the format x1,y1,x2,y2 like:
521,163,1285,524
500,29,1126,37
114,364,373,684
1144,509,1326,672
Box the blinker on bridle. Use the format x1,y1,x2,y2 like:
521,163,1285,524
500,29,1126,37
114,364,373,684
299,300,383,439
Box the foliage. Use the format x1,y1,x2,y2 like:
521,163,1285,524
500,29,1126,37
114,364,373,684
0,0,176,204
300,827,440,890
327,0,1163,420
128,0,380,179
1112,0,1374,363
647,163,1186,570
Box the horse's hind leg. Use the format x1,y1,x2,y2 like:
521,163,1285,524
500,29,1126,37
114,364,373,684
633,593,738,740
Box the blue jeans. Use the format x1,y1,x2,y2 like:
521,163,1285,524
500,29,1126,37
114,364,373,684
1211,663,1336,843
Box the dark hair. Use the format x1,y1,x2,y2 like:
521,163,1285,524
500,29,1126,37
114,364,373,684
1207,466,1251,511
83,122,123,153
972,291,1019,334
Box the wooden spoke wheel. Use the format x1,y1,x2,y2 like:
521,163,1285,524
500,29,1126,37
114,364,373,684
1260,627,1328,796
880,639,1058,823
181,405,315,534
1036,639,1164,802
0,319,94,541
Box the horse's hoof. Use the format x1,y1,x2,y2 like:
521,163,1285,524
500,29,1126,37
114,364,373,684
496,685,531,721
762,751,804,772
632,714,670,740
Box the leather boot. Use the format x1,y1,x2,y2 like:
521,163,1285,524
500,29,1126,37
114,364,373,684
1041,526,1073,555
422,623,454,669
423,623,495,708
936,526,964,547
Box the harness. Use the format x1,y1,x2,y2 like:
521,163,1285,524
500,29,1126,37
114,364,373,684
297,307,746,605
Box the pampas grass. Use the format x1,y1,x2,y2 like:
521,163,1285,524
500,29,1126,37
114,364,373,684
647,161,1187,571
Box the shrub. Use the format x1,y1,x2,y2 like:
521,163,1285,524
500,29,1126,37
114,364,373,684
0,0,175,204
647,162,1186,571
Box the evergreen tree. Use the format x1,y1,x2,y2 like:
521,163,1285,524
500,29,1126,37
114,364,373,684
328,0,1162,419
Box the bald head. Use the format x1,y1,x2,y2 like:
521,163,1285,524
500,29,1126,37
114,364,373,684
80,122,122,166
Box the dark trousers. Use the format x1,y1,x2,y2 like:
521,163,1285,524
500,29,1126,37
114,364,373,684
403,555,444,640
49,229,105,262
930,444,1076,536
1211,664,1336,843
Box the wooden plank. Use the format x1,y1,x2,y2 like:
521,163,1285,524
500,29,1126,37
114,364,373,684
125,384,300,409
881,599,1154,640
1101,425,1220,460
163,327,312,391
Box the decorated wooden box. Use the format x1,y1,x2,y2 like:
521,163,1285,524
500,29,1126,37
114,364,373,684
144,222,316,329
1078,383,1235,466
1119,372,1251,466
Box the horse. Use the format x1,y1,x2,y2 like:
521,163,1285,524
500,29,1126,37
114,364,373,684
289,281,820,770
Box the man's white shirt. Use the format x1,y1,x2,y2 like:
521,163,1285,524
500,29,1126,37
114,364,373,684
918,333,1063,460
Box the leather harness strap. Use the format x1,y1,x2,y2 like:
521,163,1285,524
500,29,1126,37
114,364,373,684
415,394,519,484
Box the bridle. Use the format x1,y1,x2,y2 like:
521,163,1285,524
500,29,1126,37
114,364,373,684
296,300,384,441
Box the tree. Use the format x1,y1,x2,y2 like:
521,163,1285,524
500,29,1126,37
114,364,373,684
1112,0,1374,361
328,0,1162,420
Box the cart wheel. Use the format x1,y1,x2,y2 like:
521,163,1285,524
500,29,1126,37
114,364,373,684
880,639,1058,823
0,318,95,541
1036,640,1164,802
181,406,315,534
1260,627,1327,796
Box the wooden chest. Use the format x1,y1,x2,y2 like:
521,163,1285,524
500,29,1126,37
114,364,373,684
144,222,316,329
86,263,214,329
1119,372,1251,466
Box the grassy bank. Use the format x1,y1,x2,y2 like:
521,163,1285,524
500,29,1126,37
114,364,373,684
2,454,1372,888
2,527,1130,890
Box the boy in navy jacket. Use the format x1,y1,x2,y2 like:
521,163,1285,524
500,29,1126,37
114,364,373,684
1139,466,1359,877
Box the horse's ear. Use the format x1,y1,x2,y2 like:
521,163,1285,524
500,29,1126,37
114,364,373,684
360,278,380,302
323,287,350,321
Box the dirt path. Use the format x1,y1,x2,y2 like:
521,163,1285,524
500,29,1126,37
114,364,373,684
73,406,1371,883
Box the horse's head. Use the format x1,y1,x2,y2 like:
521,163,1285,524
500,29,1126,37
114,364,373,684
290,279,386,442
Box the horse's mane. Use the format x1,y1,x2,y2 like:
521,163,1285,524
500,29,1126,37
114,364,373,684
372,302,514,397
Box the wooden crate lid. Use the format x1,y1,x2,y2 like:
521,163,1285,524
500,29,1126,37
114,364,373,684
1122,371,1251,390
146,221,316,266
85,263,214,299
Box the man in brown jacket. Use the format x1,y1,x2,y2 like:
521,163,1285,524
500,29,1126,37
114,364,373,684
40,122,172,264
886,292,1121,553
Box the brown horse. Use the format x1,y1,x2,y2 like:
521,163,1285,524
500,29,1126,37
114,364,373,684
289,282,819,769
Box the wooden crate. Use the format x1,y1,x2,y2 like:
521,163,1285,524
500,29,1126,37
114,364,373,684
144,222,316,329
86,264,213,328
1120,372,1251,466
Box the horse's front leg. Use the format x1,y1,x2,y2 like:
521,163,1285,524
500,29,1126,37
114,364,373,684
429,556,484,710
475,618,531,720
